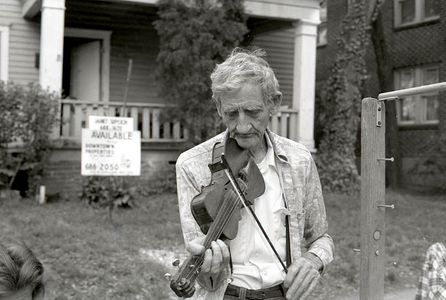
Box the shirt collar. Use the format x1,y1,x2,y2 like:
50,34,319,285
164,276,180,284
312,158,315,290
263,132,276,168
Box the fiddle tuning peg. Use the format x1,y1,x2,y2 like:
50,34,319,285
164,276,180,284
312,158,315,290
172,259,180,267
164,273,172,281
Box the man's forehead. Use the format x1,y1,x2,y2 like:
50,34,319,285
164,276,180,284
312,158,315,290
220,101,264,111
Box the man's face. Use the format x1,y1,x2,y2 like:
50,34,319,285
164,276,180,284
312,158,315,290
217,82,273,152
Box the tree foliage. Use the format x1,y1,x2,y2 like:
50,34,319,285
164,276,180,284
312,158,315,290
316,0,370,194
0,82,59,194
153,0,247,145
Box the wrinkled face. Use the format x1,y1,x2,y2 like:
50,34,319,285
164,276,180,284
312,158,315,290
217,83,273,152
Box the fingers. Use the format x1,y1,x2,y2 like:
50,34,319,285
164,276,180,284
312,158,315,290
284,258,320,300
186,237,205,255
299,274,319,300
201,248,212,273
210,241,222,274
199,240,229,275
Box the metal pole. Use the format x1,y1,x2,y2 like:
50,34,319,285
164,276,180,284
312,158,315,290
121,58,133,117
378,82,446,100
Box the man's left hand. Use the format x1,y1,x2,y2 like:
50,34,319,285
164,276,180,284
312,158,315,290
283,255,321,300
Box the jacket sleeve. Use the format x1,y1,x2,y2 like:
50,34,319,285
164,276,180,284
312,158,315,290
176,155,228,291
303,156,335,274
176,156,203,245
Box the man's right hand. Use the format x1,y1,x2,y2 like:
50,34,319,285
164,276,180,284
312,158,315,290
187,237,230,276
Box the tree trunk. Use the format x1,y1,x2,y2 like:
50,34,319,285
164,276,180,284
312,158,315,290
371,11,400,189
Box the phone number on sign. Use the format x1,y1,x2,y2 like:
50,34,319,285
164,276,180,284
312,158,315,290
84,163,119,171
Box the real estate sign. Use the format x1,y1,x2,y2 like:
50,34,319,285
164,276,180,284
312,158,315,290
81,116,141,176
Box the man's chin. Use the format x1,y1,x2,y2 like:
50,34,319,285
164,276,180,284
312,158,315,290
234,137,255,150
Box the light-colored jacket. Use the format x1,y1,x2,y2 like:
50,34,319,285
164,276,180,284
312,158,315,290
175,129,334,300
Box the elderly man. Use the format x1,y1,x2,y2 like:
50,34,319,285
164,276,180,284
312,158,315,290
175,48,334,300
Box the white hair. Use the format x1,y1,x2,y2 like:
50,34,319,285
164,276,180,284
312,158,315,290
210,48,282,106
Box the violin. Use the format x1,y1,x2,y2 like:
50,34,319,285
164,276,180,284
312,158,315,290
168,138,265,298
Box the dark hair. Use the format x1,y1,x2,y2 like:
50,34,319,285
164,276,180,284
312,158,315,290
0,241,44,299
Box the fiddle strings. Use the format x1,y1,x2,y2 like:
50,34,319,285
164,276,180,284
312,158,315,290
180,186,243,283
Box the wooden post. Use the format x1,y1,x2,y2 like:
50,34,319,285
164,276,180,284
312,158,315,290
360,98,386,300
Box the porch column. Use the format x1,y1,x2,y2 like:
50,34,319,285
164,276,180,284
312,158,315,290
39,0,65,93
292,19,319,152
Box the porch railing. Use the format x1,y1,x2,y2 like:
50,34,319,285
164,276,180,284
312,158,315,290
58,100,299,143
270,107,299,142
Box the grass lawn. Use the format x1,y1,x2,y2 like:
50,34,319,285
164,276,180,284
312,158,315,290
1,189,445,299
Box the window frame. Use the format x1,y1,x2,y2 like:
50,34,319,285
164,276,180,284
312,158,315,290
394,65,440,126
0,25,9,82
394,0,440,28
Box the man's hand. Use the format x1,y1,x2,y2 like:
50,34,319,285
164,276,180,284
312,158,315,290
283,255,321,300
187,237,230,276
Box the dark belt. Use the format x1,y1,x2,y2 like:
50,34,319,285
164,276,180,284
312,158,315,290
224,284,285,299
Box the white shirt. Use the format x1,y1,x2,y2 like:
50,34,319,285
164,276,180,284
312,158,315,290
229,136,287,289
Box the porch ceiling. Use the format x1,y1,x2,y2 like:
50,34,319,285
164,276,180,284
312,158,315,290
65,0,159,30
23,0,320,22
22,0,41,18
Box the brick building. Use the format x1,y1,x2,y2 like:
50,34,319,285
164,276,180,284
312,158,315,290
316,0,446,190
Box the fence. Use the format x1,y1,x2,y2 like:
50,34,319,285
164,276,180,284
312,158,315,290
58,100,299,143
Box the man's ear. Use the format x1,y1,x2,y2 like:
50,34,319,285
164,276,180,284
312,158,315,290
214,98,222,117
269,92,283,115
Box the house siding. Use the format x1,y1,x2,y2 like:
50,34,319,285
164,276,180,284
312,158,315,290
0,0,40,84
65,0,162,104
108,28,160,104
250,28,294,108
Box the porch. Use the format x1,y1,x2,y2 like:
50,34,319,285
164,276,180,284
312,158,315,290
21,0,320,150
58,100,299,144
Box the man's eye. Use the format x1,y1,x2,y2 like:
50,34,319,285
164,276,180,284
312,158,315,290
226,111,238,118
247,110,261,116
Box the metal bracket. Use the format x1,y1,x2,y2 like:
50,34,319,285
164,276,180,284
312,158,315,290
377,204,395,209
376,101,383,127
377,96,399,102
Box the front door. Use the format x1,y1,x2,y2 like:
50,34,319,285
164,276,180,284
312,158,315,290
69,40,101,101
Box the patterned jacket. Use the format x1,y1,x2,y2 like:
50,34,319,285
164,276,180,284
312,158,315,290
416,242,446,300
175,129,335,300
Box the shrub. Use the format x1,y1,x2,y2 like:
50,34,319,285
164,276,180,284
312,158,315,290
80,176,138,208
0,82,59,195
154,0,247,146
315,1,369,194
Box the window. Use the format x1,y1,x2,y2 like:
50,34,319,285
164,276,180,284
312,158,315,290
0,26,9,82
394,65,439,125
394,0,439,27
317,0,327,46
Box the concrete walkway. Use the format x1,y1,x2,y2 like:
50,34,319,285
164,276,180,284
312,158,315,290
337,288,416,300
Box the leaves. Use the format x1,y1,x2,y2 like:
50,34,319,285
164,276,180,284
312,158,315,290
80,177,138,209
0,82,59,192
153,0,247,145
316,0,369,194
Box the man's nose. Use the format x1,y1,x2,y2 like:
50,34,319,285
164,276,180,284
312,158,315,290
236,112,251,133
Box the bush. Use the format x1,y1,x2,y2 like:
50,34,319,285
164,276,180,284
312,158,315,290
0,82,59,195
315,1,368,194
154,0,247,146
80,176,138,208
